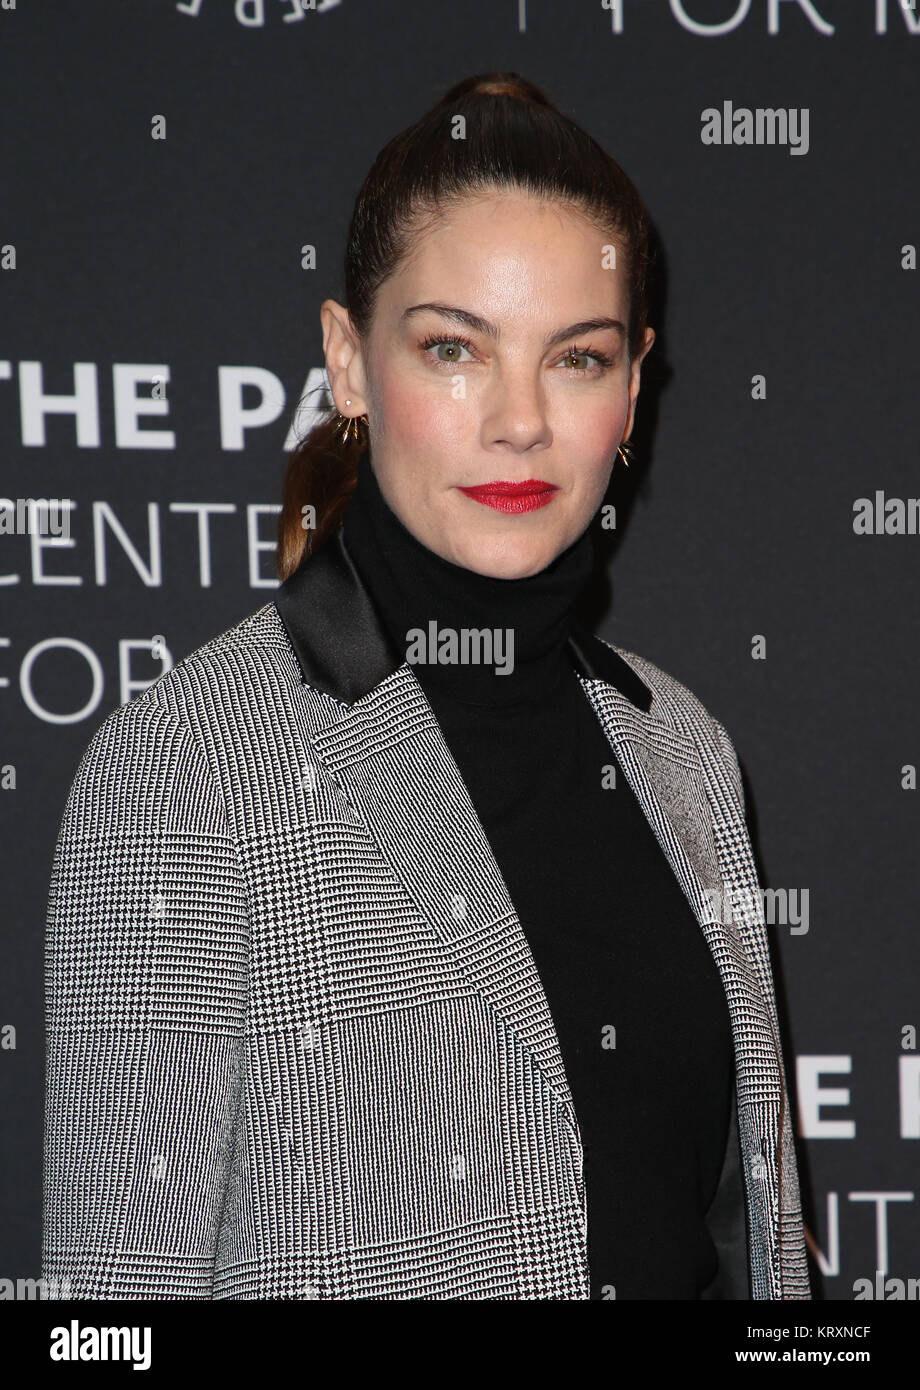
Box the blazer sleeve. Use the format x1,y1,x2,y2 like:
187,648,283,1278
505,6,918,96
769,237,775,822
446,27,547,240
41,700,249,1299
709,716,811,1299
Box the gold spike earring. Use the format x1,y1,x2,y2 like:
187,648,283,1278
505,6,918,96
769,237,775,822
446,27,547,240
617,438,636,469
336,398,368,446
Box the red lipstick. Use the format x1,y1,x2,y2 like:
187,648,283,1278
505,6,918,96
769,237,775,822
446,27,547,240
457,479,559,514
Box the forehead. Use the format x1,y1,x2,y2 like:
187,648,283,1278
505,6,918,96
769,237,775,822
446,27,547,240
375,189,629,326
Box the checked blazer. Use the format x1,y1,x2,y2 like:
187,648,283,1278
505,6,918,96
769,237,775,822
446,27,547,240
42,523,811,1300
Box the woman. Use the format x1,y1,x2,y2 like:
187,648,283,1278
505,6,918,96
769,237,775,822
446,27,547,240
42,72,810,1301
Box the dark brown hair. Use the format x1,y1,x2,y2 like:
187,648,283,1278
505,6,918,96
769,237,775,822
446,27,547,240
276,70,653,581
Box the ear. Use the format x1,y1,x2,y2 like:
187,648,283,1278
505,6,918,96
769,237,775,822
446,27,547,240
320,299,369,416
622,325,655,441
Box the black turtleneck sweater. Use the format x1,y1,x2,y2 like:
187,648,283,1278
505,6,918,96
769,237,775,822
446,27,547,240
341,450,734,1300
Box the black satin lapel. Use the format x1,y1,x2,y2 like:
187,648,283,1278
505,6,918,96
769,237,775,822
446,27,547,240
566,626,653,712
274,526,405,704
699,1087,753,1300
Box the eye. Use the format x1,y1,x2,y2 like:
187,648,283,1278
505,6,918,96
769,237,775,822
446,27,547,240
419,334,477,365
559,344,615,373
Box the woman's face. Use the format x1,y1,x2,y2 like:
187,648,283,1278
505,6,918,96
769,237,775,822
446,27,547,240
322,188,655,579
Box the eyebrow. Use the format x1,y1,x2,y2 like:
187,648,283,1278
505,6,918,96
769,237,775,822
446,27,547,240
402,301,626,347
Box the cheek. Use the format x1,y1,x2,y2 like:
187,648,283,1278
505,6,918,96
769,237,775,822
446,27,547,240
372,360,472,449
554,393,629,467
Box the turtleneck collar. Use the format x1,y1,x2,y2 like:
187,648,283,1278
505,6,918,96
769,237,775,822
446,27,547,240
340,449,595,708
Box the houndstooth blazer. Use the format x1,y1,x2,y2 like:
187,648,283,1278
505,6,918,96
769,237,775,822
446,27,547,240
42,523,811,1300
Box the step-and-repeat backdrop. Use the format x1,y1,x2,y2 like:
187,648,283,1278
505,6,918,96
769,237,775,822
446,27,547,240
2,0,918,1302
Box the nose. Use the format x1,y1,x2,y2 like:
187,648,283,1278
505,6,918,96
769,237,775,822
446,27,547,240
483,363,552,452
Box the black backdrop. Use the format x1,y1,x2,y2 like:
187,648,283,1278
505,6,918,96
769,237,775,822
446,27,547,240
2,0,919,1302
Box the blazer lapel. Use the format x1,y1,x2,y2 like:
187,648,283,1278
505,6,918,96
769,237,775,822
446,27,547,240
575,666,725,919
579,665,784,1075
302,665,582,1127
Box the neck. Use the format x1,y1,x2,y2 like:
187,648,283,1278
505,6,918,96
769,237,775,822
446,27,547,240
340,449,596,708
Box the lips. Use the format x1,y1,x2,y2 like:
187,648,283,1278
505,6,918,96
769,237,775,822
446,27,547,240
457,479,559,514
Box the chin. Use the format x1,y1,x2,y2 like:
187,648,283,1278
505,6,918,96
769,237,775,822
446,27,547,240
452,534,560,580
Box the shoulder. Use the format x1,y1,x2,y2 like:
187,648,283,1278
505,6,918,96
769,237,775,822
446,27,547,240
130,599,300,725
110,598,298,728
597,636,717,726
63,601,298,812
